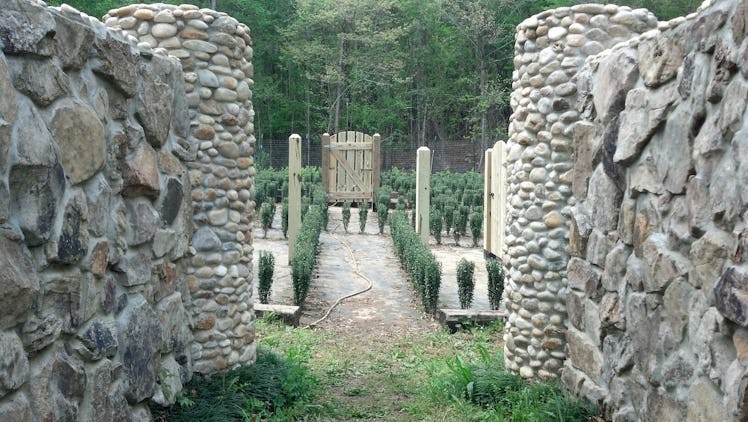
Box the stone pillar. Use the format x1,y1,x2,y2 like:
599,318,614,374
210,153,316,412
503,4,657,380
104,4,256,373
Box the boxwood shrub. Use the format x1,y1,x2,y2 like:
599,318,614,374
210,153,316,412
291,205,324,306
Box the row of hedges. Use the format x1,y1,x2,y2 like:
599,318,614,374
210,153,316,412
291,205,325,306
389,211,442,314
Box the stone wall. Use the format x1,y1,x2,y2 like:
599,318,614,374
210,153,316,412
103,3,257,374
562,0,748,419
0,0,194,419
503,4,658,380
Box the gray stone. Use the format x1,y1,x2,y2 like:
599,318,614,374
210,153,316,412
586,229,613,268
125,199,159,246
122,142,160,199
152,354,183,406
8,57,69,106
116,294,162,403
21,314,62,354
196,69,219,88
49,101,106,185
136,56,175,148
113,250,152,287
645,386,684,422
52,12,95,70
156,292,192,356
642,234,691,293
638,27,686,88
690,229,734,291
583,298,602,346
718,76,748,141
652,106,694,195
0,236,39,329
46,190,88,265
75,318,118,361
183,39,217,53
566,328,603,381
567,291,585,330
601,243,631,293
630,151,662,195
569,204,592,257
28,345,86,422
708,152,742,223
627,293,660,380
0,0,56,56
587,166,622,232
602,333,634,379
593,47,638,124
706,43,738,103
715,266,748,328
41,270,88,334
615,85,678,165
92,34,138,97
80,359,117,422
601,114,626,193
686,175,712,236
687,378,726,422
663,278,694,345
152,228,176,258
687,10,727,53
0,330,29,397
193,226,221,251
572,122,599,200
567,257,602,298
160,178,184,225
0,391,33,421
84,175,112,238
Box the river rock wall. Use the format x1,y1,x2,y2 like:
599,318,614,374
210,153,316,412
563,0,748,419
0,0,193,420
103,3,257,374
503,4,658,380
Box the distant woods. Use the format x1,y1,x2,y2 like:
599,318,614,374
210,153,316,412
54,0,701,147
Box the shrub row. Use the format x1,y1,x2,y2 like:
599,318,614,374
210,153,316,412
389,211,442,314
291,205,325,306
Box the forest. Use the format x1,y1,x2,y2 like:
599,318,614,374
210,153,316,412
53,0,702,150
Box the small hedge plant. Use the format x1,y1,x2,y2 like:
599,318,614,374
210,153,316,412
359,201,369,233
470,211,482,247
291,205,324,306
486,258,505,310
342,201,351,233
390,211,442,314
258,250,275,304
457,258,475,309
260,201,275,238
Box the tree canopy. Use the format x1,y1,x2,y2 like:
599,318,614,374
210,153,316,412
51,0,702,147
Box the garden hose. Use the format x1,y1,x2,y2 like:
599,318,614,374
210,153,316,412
304,232,373,328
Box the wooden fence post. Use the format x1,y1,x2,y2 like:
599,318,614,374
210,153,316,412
483,147,493,256
321,133,330,195
372,134,382,200
415,146,431,244
288,134,302,264
490,141,506,257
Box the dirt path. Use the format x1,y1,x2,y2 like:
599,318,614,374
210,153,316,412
252,205,493,331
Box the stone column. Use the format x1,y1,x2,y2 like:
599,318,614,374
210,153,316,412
104,4,256,373
503,4,657,380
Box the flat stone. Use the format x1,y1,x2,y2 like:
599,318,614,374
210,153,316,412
0,330,29,397
49,101,106,185
664,278,694,345
193,227,221,251
687,378,726,422
638,27,687,88
125,199,159,246
152,23,177,38
122,142,160,199
8,57,69,106
614,85,678,165
21,314,62,354
0,0,56,56
568,257,602,298
642,234,691,293
75,318,118,361
715,266,748,328
213,87,238,102
28,345,86,421
690,229,734,290
93,34,138,97
160,178,184,226
116,294,162,403
566,328,603,380
152,355,183,406
0,236,39,329
84,176,112,238
653,105,694,194
136,56,175,148
156,292,191,358
0,391,32,421
183,39,217,53
46,190,88,264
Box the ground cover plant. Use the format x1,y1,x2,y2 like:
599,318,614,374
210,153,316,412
169,316,599,421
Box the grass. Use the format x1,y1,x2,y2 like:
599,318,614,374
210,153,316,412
154,315,598,421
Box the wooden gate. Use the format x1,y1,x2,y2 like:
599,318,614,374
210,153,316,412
321,131,381,203
484,140,506,258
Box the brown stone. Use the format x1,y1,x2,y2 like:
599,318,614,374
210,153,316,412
194,125,215,140
89,241,109,277
122,142,160,199
195,315,216,330
638,26,686,88
566,328,603,380
715,266,748,328
180,27,209,40
158,151,184,176
49,102,106,185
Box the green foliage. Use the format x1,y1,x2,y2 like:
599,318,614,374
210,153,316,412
291,206,324,306
452,209,466,245
486,258,505,311
457,258,475,309
430,209,443,245
281,198,289,238
342,201,351,233
258,250,275,304
151,346,318,421
358,201,369,233
390,212,442,314
376,187,390,234
470,211,483,247
260,201,275,238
